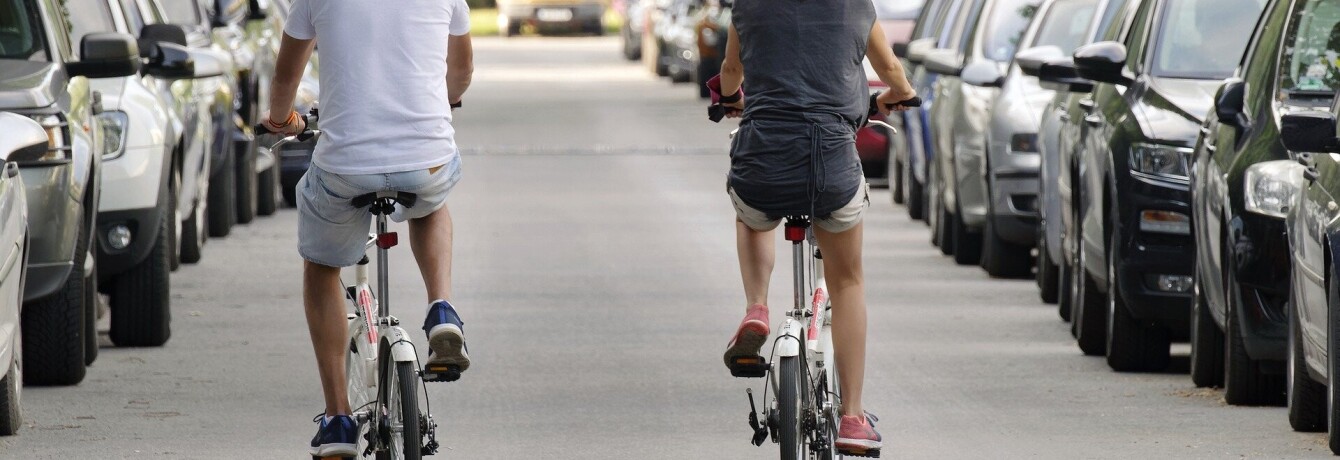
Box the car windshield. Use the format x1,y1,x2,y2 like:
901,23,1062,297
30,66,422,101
980,0,1042,62
66,0,118,53
1280,0,1340,95
160,0,201,25
0,0,47,60
1149,0,1266,79
875,0,927,20
1029,0,1097,52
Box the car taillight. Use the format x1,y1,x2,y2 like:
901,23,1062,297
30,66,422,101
12,114,71,162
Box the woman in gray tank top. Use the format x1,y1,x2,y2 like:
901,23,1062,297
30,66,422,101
716,0,917,455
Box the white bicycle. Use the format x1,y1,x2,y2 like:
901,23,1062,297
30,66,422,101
263,116,458,460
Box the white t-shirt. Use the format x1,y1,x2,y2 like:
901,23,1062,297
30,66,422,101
285,0,470,175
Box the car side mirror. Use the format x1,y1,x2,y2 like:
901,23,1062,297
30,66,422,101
0,113,50,163
1280,111,1340,153
145,43,226,79
961,60,1004,87
1215,78,1248,128
1073,41,1131,86
892,41,909,58
1015,45,1064,78
1037,58,1094,93
141,24,188,47
65,33,141,79
247,0,269,20
906,37,934,65
922,49,963,77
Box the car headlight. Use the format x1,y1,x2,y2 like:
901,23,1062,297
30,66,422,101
1244,160,1304,219
96,111,129,159
1129,143,1192,180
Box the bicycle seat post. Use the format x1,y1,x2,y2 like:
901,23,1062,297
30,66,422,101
372,198,398,320
785,217,810,316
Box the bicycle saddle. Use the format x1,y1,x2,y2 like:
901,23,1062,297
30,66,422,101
351,191,419,215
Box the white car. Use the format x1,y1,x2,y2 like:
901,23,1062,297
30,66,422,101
69,0,224,347
0,113,37,435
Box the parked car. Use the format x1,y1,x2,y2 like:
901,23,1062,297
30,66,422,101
248,0,300,216
1187,0,1315,404
658,0,702,84
0,113,39,435
618,0,646,60
1027,0,1137,315
497,0,606,36
641,0,673,77
1282,86,1340,455
858,0,927,190
255,0,320,208
922,0,1041,266
896,0,966,224
211,0,274,226
1067,0,1266,370
691,1,730,98
1,0,143,385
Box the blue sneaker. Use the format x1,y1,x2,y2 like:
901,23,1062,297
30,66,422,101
423,300,470,372
309,414,358,457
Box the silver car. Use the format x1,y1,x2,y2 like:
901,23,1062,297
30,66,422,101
922,0,1041,267
0,113,35,435
977,0,1098,278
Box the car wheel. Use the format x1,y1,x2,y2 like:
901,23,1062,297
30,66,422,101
257,162,278,217
1327,272,1340,453
1190,273,1225,388
1037,222,1059,304
22,218,89,386
235,138,258,225
1224,268,1285,405
935,192,954,255
208,147,236,238
1072,226,1105,355
108,211,171,347
655,43,670,77
621,25,641,60
981,212,1031,278
0,350,20,435
504,18,522,37
697,60,713,99
951,202,981,266
1289,288,1327,432
180,197,206,264
168,160,181,271
905,157,925,220
1057,240,1073,321
1105,229,1171,372
587,19,605,36
890,151,905,205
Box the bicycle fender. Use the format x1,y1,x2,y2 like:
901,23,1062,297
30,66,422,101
775,320,803,358
381,327,419,363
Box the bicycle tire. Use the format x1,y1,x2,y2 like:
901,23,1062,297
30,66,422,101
347,337,374,455
779,356,804,460
382,361,422,460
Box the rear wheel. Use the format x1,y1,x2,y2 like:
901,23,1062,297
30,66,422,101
906,164,925,220
208,148,236,238
935,194,953,255
381,361,422,460
1072,231,1105,355
1190,273,1225,387
778,356,803,460
890,154,905,205
1037,224,1059,304
951,203,981,265
257,162,278,217
168,165,180,271
1106,231,1171,372
0,353,20,435
108,211,171,347
180,197,206,264
235,139,258,225
1289,290,1326,432
23,223,89,385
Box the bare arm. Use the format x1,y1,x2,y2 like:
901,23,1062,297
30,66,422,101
447,33,474,105
866,22,917,114
719,24,744,114
265,33,316,131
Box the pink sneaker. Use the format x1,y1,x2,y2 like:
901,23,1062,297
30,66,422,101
836,413,883,457
723,304,769,369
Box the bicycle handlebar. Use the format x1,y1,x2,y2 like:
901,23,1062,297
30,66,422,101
255,108,320,144
867,91,922,117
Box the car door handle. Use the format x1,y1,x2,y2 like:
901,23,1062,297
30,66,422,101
1084,115,1102,126
1079,99,1095,111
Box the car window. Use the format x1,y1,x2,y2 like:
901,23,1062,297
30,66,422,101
1121,0,1154,71
949,0,985,52
1093,0,1132,40
1149,0,1266,79
66,0,118,51
875,0,927,20
979,0,1041,62
121,0,147,33
912,0,949,40
1279,0,1340,94
934,0,967,46
0,0,47,60
160,0,201,24
1030,0,1096,52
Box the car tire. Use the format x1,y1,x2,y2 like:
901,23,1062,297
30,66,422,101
981,213,1030,278
621,25,642,60
1327,272,1340,454
235,139,258,225
1224,272,1285,405
504,19,522,37
935,193,953,255
1072,230,1105,355
1105,230,1171,372
1037,223,1059,304
22,221,89,386
180,198,206,265
208,148,236,238
82,248,97,367
1190,273,1225,388
257,163,278,217
655,43,670,77
890,156,905,205
951,203,981,266
1058,245,1073,321
1289,290,1327,432
108,211,171,348
0,353,20,435
168,161,181,272
906,162,925,221
697,60,713,99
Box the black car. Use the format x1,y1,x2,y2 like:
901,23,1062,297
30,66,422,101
1067,0,1265,370
1188,0,1310,404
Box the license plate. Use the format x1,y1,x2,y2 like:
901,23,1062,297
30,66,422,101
536,8,573,22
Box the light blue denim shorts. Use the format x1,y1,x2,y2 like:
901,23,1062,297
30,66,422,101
297,156,462,267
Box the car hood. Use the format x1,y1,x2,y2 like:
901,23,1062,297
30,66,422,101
1137,77,1222,143
0,60,63,110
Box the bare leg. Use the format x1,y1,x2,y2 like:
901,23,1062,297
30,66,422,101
304,261,352,416
409,205,454,304
814,222,867,418
736,220,774,308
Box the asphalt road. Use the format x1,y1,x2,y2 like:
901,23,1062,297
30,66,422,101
0,37,1332,459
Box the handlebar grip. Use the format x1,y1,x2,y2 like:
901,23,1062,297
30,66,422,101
869,92,923,116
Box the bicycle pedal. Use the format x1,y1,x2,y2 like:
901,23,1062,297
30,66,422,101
837,447,881,458
422,364,461,383
727,356,768,378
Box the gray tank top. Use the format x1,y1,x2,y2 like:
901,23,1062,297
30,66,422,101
727,0,875,219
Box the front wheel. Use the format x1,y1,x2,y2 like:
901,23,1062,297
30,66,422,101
108,212,171,347
380,361,422,460
778,356,804,460
257,162,278,216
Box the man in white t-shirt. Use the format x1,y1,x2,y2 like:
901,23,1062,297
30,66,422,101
261,0,473,455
